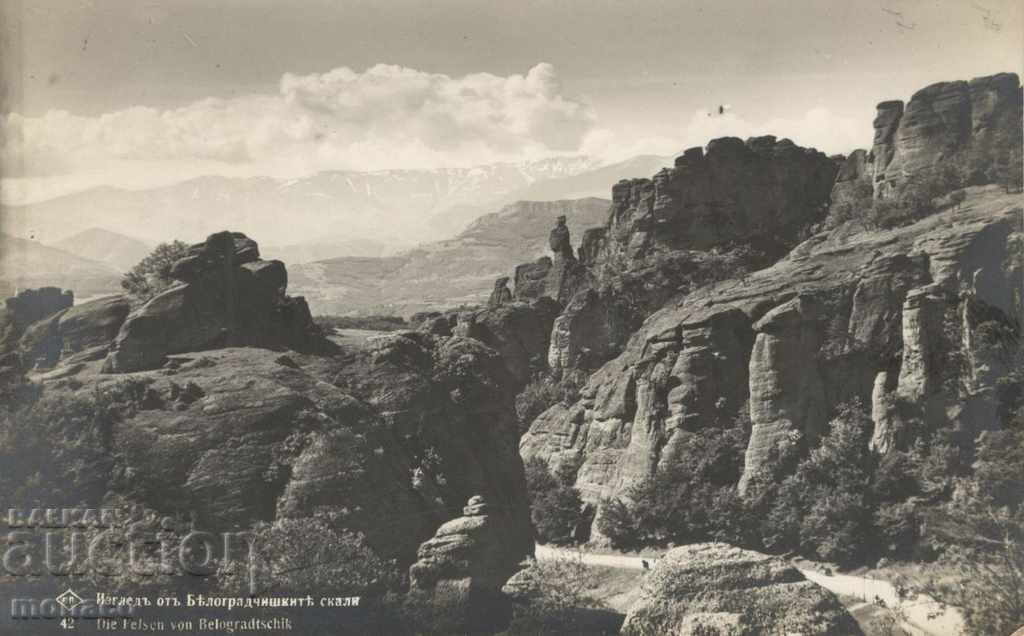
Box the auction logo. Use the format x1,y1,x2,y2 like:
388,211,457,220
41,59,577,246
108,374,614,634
54,590,83,612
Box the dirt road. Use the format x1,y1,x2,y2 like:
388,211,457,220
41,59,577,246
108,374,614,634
535,544,963,635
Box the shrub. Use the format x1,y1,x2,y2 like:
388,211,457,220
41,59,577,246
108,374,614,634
515,370,587,433
121,240,189,302
762,400,877,564
506,554,610,635
524,457,587,545
918,485,1024,635
217,516,399,596
515,376,562,432
597,426,748,550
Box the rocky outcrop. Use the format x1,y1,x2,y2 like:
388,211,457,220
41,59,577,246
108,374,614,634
0,287,73,351
456,298,561,387
0,290,131,373
103,231,323,373
408,495,520,632
521,185,1022,533
593,137,837,274
877,73,1022,195
512,217,588,306
488,276,512,308
19,327,533,573
497,136,837,380
620,543,862,635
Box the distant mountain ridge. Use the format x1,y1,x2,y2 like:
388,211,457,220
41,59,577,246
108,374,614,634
289,198,612,315
0,233,122,300
1,155,670,254
52,227,153,272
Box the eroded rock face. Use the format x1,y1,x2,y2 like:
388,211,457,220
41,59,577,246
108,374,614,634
872,73,1022,197
1,291,131,373
488,276,513,308
511,216,587,306
521,186,1022,533
103,231,323,373
407,495,520,632
0,287,73,350
593,136,837,274
620,543,862,636
27,328,533,573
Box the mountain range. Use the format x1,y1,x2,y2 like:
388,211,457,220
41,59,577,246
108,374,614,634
1,155,670,253
288,198,612,316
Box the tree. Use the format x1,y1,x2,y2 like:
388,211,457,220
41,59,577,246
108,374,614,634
121,240,189,302
762,400,877,564
524,457,587,545
505,554,611,635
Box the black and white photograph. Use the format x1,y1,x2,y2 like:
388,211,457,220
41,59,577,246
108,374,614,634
0,1,1022,634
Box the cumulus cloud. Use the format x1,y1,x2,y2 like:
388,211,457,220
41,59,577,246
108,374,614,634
1,63,595,183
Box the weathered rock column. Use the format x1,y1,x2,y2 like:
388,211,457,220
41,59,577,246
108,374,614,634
407,495,521,632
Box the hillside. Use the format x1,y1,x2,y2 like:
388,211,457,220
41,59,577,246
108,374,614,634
289,198,612,315
51,227,152,272
1,155,668,255
0,233,122,299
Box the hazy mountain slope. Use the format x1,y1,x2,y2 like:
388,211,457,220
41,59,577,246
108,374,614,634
0,234,122,299
423,155,672,237
1,155,668,263
0,157,609,249
290,198,611,315
51,227,152,272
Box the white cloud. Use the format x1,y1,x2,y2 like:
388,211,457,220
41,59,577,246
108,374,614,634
678,107,866,156
579,106,867,167
1,63,595,187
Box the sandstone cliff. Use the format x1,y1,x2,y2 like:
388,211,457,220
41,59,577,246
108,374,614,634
512,75,1022,541
521,185,1020,532
831,72,1022,205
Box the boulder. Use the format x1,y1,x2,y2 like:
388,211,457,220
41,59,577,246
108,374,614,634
620,543,862,635
102,231,324,373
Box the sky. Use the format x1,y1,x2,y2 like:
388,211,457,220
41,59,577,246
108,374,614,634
1,0,1021,204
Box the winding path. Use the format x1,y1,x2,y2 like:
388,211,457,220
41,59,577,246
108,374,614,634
535,544,963,635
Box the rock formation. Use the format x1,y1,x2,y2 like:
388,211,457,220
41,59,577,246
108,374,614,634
103,231,324,373
513,216,587,306
516,73,1022,536
488,276,513,308
831,72,1023,202
407,495,520,632
0,287,73,350
1,289,131,373
8,326,533,577
620,543,862,635
522,185,1021,530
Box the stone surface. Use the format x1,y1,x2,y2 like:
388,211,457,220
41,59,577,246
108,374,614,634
511,216,588,306
521,186,1022,533
620,543,862,635
103,231,324,373
872,73,1022,197
21,329,533,574
0,287,73,351
488,276,513,308
408,495,522,632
